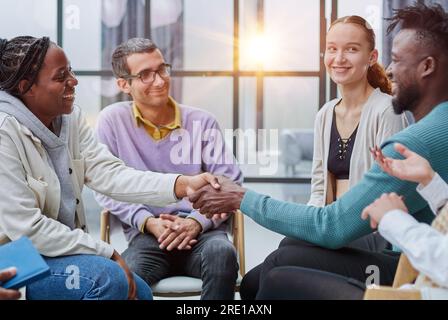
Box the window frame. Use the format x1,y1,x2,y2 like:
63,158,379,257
57,0,331,184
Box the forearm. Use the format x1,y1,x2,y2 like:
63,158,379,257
1,202,114,258
240,189,367,249
85,149,180,205
240,141,432,249
174,175,190,198
417,173,448,215
94,192,154,231
379,210,448,287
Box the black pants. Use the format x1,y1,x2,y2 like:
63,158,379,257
122,229,238,300
241,235,399,300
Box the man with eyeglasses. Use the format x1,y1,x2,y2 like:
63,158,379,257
94,38,242,300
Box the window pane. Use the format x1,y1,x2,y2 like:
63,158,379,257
65,0,149,71
64,0,234,71
264,77,318,130
0,0,57,40
151,0,184,70
338,0,384,64
170,77,233,131
240,0,320,71
239,0,258,70
239,77,257,132
180,0,233,70
265,77,317,178
75,76,121,127
239,77,318,178
63,0,102,70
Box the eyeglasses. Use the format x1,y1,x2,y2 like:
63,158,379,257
123,63,171,84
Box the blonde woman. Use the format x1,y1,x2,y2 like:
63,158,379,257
241,15,409,299
306,15,408,251
309,15,408,207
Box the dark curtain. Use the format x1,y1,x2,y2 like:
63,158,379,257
382,0,448,68
100,0,184,108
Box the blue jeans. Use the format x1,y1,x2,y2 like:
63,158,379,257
26,254,152,300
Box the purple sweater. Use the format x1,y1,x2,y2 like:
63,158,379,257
94,101,243,242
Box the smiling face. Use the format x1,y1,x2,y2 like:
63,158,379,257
118,49,170,109
22,45,78,126
324,23,378,87
386,29,423,115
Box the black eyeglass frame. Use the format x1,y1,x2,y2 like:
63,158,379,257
122,63,172,84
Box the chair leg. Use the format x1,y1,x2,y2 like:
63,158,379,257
100,210,111,244
235,211,245,276
393,254,419,288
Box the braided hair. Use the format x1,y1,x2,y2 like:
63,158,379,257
0,36,50,96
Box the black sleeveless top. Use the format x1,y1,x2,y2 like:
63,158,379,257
327,107,358,180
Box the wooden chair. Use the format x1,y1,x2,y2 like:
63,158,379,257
100,209,246,298
363,254,422,300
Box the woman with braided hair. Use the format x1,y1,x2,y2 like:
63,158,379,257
0,36,220,300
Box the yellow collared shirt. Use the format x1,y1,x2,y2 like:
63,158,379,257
133,97,182,140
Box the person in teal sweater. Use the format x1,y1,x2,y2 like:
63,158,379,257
190,3,448,299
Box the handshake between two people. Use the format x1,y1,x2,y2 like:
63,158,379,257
181,141,437,230
145,174,246,253
175,173,247,219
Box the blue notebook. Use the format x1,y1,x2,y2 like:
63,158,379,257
0,237,50,289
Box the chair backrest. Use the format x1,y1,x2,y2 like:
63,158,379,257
363,254,421,300
100,209,246,297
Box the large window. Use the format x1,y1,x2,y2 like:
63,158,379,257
237,0,324,180
1,0,385,183
182,0,234,71
338,0,384,62
0,0,57,39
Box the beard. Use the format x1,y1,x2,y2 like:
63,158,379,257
392,82,421,115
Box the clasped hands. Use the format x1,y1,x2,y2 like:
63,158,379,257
152,175,246,250
145,215,202,251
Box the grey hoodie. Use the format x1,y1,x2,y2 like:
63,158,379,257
0,91,76,229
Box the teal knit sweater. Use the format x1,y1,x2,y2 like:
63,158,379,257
241,101,448,249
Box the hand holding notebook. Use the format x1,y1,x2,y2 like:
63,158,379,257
0,237,50,290
0,267,21,299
